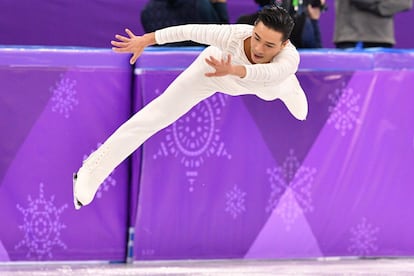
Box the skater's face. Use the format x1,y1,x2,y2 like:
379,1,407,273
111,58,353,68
250,21,288,64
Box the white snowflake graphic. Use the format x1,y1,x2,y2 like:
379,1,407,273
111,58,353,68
153,94,232,192
15,183,68,260
83,143,117,199
141,249,155,257
225,185,247,219
327,81,361,136
412,135,414,151
265,149,316,230
50,74,78,118
348,217,380,256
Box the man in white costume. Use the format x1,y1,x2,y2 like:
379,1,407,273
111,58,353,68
73,6,308,209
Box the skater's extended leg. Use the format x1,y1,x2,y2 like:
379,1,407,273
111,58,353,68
74,47,219,208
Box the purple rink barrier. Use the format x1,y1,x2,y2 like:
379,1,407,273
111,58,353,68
1,47,414,262
132,48,414,260
0,47,133,261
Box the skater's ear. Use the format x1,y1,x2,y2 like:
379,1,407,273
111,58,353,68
281,39,289,49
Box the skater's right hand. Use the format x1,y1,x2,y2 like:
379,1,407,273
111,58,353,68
111,29,156,65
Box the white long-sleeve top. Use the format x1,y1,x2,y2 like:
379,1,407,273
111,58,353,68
155,24,300,86
154,24,308,120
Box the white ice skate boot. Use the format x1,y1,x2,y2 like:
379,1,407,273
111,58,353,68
72,173,83,210
72,167,101,210
72,144,112,209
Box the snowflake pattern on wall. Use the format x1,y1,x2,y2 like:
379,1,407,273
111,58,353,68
141,249,155,257
83,143,117,199
225,185,247,219
265,149,316,230
348,217,380,256
15,183,68,260
153,94,232,192
327,81,361,136
50,74,78,119
412,135,414,151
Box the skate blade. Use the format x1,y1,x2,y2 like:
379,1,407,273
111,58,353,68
73,173,83,210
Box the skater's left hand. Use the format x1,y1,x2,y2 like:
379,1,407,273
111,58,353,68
205,55,246,78
205,55,233,77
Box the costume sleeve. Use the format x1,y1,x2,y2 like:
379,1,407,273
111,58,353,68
155,24,233,49
243,42,300,84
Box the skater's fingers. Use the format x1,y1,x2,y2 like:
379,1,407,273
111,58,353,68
111,40,129,47
130,48,144,64
115,34,130,42
204,72,216,77
208,56,220,64
125,28,136,38
226,54,232,64
205,58,216,66
130,53,139,64
112,46,131,53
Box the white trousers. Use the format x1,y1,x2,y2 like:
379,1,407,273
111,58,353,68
76,46,307,204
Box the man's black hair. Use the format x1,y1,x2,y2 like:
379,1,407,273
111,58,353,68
255,5,295,42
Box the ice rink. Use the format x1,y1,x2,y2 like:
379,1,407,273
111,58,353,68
1,258,414,275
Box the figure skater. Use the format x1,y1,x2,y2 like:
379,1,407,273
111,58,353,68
73,6,308,209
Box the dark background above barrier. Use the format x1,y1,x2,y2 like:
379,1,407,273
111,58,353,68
0,0,413,49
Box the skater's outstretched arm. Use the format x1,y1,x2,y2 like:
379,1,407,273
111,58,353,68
111,24,234,64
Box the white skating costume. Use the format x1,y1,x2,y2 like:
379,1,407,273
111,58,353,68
73,24,308,209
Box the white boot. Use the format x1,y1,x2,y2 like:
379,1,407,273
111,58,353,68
73,168,96,210
73,145,111,209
